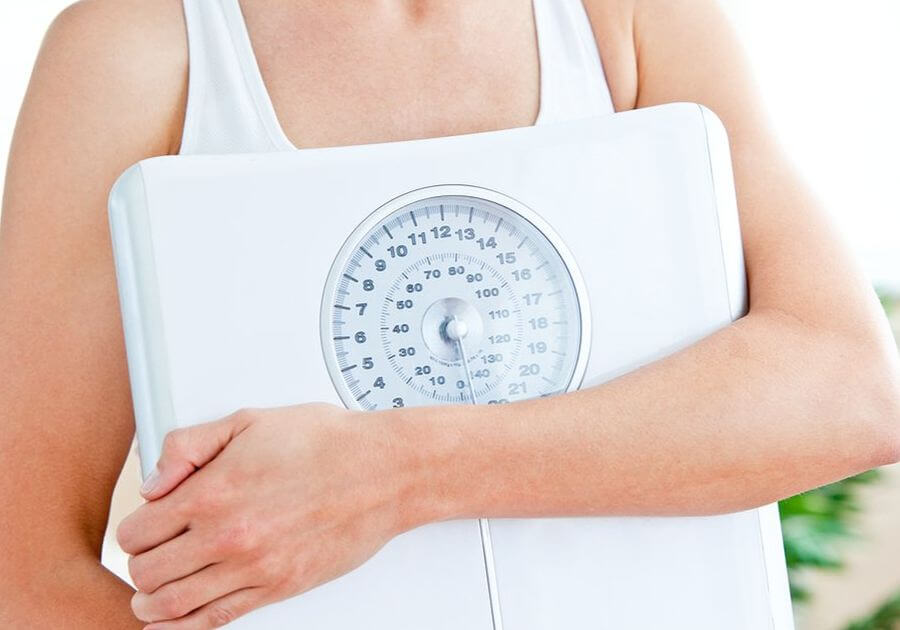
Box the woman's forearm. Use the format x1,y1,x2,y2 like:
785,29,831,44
388,308,900,526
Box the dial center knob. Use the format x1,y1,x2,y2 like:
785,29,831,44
421,297,484,362
444,317,469,341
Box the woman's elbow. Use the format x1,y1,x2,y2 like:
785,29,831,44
852,321,900,470
873,356,900,467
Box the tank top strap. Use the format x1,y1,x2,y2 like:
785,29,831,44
532,0,616,125
180,0,292,154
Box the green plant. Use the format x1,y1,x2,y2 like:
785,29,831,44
779,469,882,602
846,591,900,630
879,292,896,316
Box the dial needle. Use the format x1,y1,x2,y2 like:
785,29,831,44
445,315,503,630
447,316,478,404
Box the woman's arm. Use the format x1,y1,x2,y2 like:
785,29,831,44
408,0,900,518
0,1,186,626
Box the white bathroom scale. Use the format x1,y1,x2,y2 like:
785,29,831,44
108,102,794,629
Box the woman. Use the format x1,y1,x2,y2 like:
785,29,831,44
1,0,898,628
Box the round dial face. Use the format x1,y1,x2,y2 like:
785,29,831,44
320,185,590,411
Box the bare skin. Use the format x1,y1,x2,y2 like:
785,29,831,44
1,0,898,628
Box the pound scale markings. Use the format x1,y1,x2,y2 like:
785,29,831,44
325,192,584,420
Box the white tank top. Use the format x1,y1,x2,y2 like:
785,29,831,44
179,0,616,155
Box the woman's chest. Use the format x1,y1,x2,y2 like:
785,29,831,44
237,0,629,149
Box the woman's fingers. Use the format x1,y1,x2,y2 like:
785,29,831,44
128,528,215,594
121,413,254,559
140,585,271,630
117,490,191,555
131,561,265,625
142,412,251,500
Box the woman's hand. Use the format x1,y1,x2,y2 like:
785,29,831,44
116,403,425,629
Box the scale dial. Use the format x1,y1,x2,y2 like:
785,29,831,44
320,185,590,411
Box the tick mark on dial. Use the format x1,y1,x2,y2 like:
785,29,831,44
383,225,393,239
410,211,418,227
356,390,372,401
360,246,373,259
335,304,351,310
341,364,357,372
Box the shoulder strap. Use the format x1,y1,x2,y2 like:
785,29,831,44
532,0,616,124
180,0,291,154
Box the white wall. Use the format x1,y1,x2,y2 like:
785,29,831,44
734,1,900,293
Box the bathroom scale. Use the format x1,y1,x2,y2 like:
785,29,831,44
108,102,794,629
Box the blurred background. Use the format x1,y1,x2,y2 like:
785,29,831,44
1,2,898,628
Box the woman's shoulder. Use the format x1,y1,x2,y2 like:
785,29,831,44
582,0,754,115
43,0,188,153
49,0,187,63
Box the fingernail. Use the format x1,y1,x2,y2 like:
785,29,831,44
140,467,160,495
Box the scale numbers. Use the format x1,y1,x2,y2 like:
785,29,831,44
320,186,590,410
